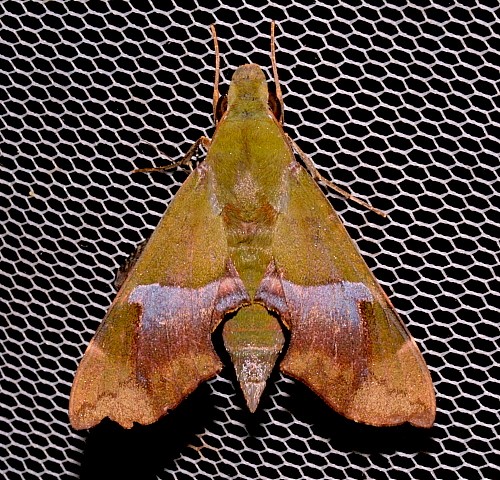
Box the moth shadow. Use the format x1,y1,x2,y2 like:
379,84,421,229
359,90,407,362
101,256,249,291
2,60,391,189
78,381,216,480
282,379,436,454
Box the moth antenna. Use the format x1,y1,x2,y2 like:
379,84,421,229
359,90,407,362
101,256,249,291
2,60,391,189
210,24,221,124
270,21,284,124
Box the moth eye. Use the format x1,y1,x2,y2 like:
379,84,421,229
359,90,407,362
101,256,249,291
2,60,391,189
268,85,282,122
216,95,228,122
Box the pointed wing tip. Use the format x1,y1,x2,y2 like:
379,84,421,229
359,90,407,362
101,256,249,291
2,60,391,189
409,419,434,429
69,411,104,431
408,408,436,429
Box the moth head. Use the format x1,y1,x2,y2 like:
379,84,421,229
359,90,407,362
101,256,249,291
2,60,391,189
227,64,269,111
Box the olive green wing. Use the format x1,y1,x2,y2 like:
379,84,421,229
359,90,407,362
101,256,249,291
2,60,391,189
256,161,435,427
69,164,249,429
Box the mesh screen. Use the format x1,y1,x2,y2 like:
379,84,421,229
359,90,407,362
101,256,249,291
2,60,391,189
1,1,498,479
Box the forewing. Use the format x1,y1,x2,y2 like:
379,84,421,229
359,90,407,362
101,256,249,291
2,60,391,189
256,161,435,427
69,164,249,429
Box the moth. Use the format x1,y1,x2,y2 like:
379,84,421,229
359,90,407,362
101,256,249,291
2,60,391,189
69,23,435,430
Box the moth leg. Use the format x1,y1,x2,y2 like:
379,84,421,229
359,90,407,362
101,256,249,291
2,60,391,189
114,240,147,290
133,136,212,174
285,133,387,217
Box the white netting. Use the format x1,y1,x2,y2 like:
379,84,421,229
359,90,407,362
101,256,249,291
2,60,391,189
1,2,498,479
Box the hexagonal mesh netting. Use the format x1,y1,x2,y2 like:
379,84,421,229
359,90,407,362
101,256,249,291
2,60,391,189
1,1,498,479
